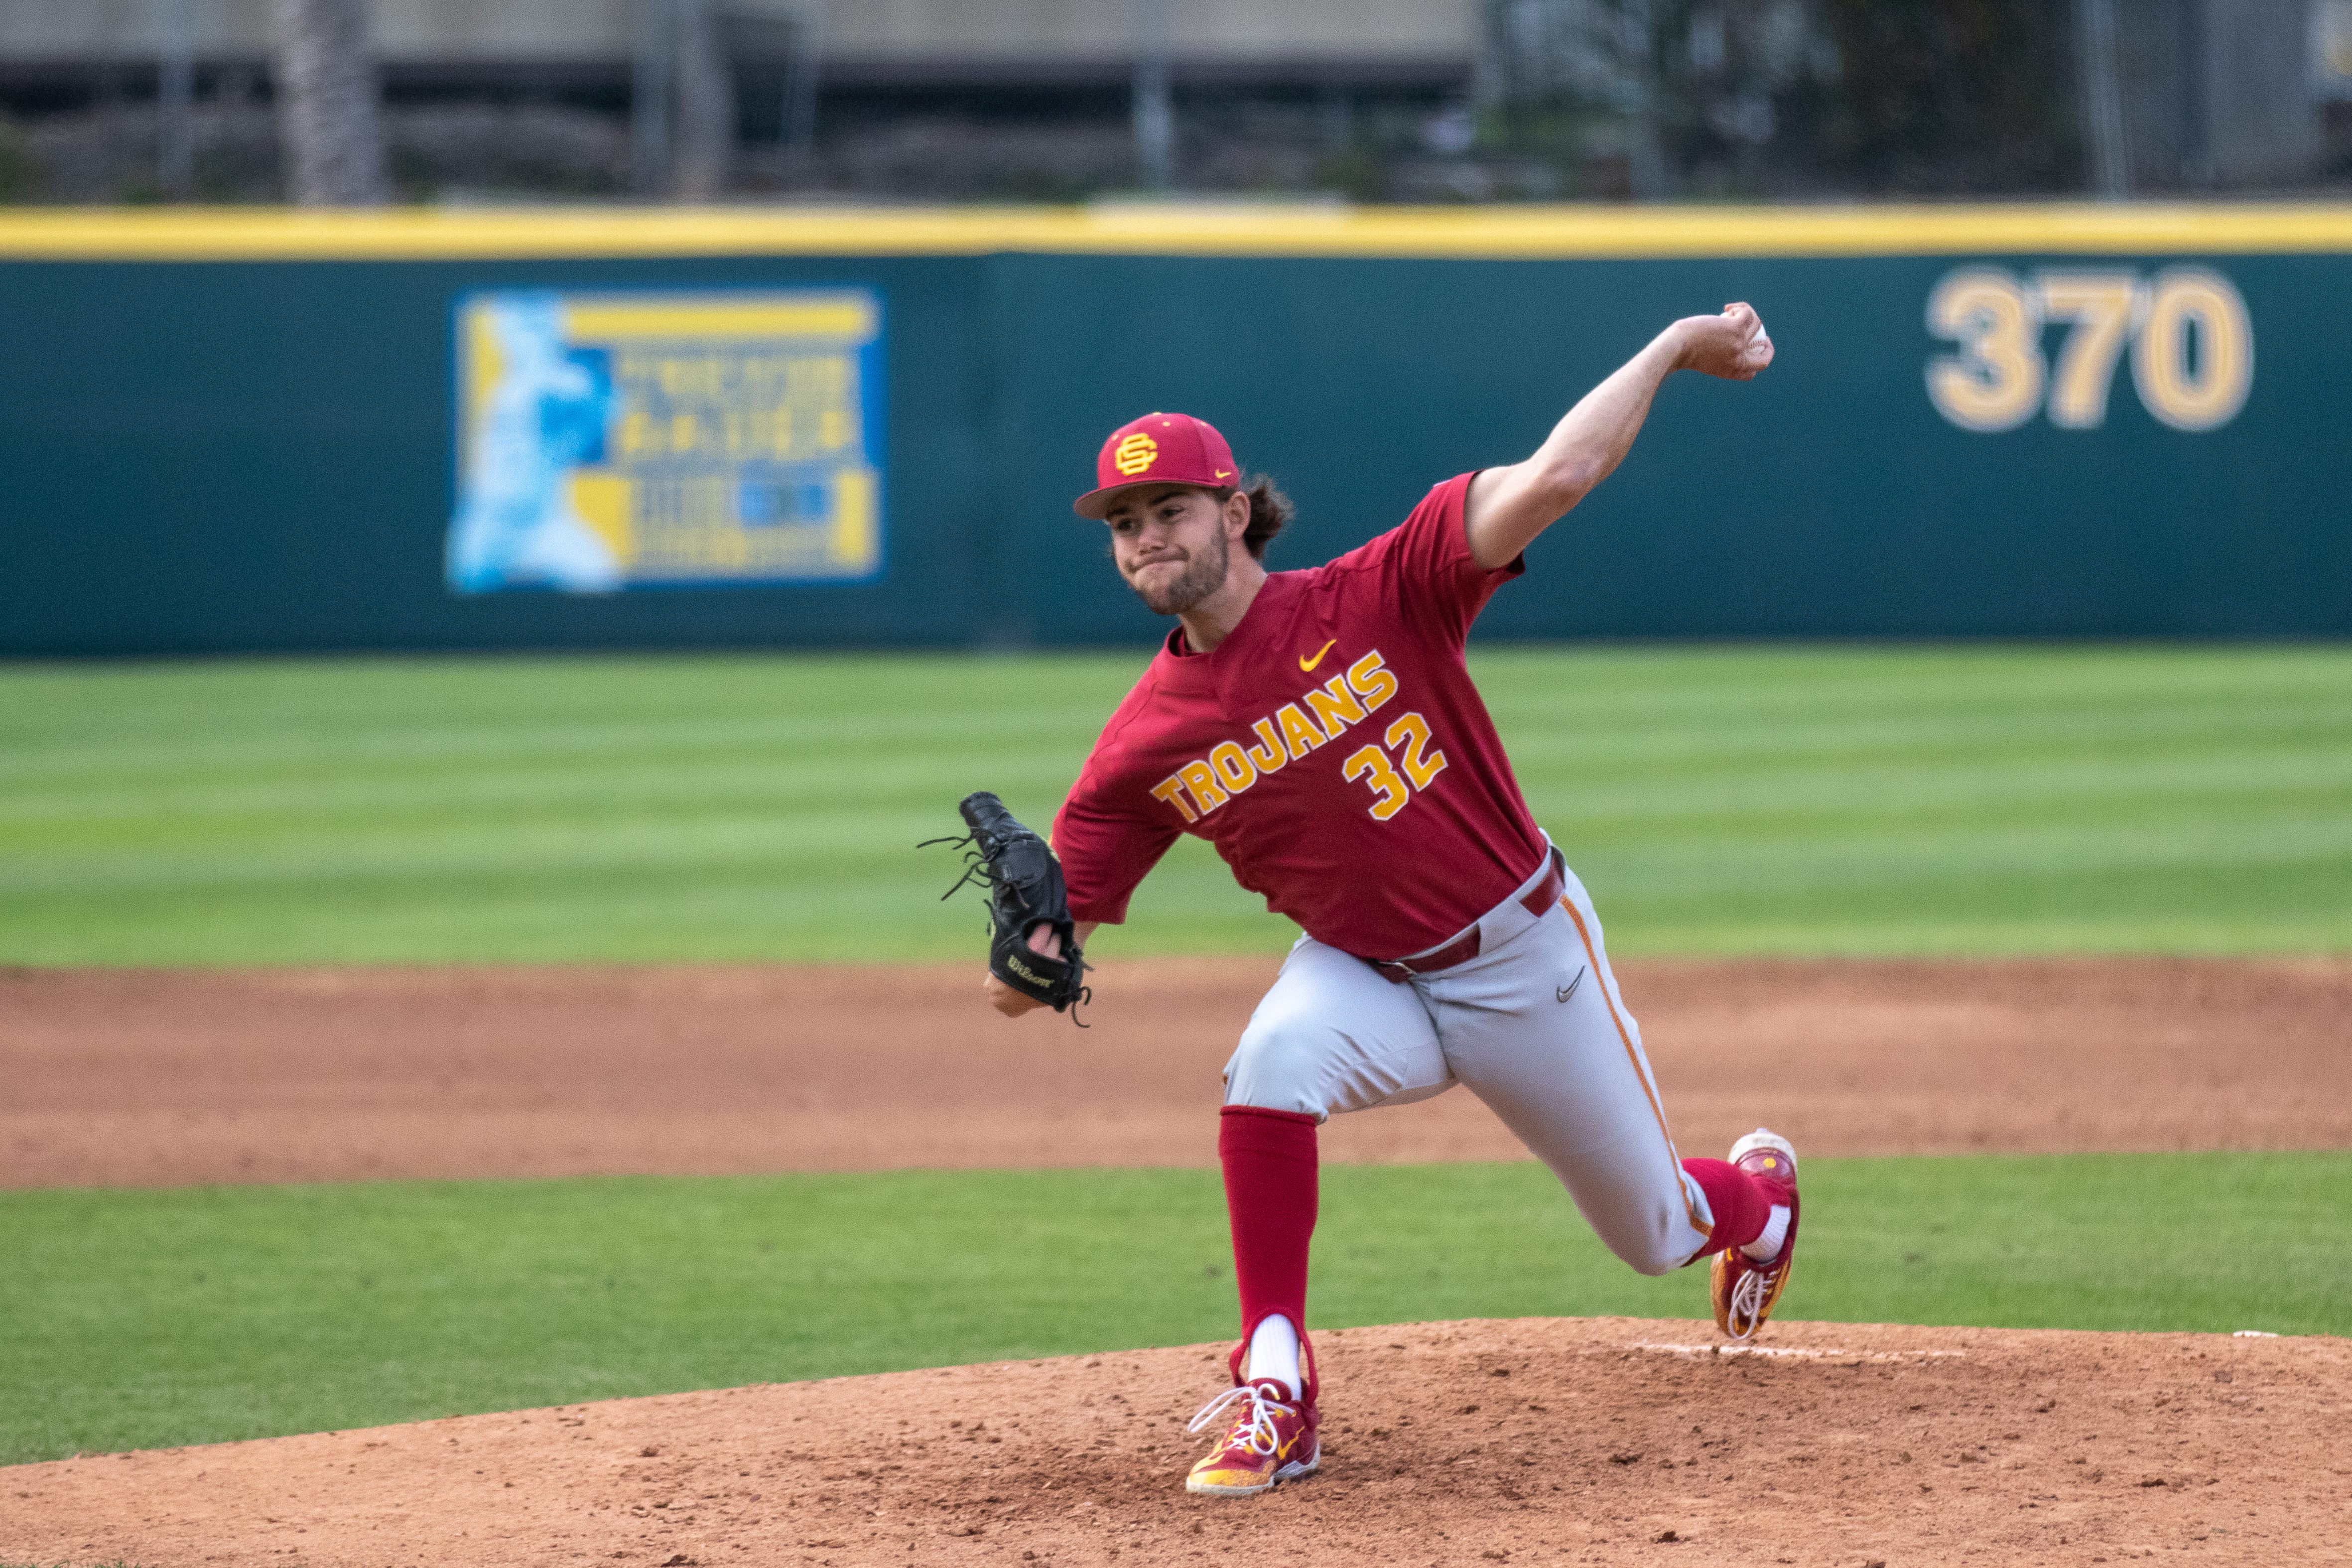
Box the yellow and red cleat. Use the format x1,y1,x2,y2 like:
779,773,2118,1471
1711,1127,1800,1340
1184,1379,1320,1496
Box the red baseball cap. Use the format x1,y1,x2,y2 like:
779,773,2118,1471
1072,411,1240,519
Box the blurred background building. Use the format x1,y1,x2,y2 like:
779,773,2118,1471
0,0,2345,204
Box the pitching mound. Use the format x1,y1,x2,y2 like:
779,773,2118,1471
8,1317,2344,1567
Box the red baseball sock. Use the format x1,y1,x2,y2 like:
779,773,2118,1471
1218,1105,1318,1364
1681,1157,1770,1257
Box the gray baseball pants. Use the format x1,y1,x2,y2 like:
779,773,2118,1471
1222,844,1716,1276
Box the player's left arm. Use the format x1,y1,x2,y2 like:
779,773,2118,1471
1463,302,1773,571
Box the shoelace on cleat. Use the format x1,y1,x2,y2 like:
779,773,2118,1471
1187,1383,1292,1457
1727,1256,1780,1340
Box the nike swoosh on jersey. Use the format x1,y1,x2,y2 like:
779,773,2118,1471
1298,639,1338,672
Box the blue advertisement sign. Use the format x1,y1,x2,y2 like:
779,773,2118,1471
447,288,885,593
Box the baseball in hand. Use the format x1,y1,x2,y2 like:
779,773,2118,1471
1679,302,1774,381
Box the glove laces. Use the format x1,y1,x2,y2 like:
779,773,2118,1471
916,830,992,902
1187,1382,1292,1455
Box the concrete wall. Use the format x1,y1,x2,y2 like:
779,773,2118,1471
0,0,281,57
2114,0,2327,188
2201,0,2322,182
0,0,1477,66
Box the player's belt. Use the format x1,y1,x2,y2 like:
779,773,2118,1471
1368,847,1566,984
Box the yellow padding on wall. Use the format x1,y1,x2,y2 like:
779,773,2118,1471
5,202,2352,261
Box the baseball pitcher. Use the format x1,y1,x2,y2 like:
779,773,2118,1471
957,302,1795,1497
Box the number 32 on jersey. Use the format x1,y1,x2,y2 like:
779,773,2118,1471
1341,714,1448,820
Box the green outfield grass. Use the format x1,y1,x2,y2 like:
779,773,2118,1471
0,644,2344,966
1,1152,2342,1466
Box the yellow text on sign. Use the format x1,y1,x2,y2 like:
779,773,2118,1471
563,297,878,343
1925,265,2252,433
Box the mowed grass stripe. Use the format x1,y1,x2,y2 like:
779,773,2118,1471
0,1153,2343,1467
0,645,2345,965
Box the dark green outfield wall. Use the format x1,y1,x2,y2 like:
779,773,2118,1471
0,255,994,655
2,246,2345,654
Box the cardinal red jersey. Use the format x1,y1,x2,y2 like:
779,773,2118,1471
1052,472,1549,960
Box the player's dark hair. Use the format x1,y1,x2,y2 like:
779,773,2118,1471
1223,475,1291,560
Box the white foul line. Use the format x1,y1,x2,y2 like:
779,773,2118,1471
1632,1341,1967,1361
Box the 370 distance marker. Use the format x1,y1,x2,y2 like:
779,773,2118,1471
1925,265,2253,434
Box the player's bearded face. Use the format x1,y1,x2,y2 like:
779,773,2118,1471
1112,491,1232,616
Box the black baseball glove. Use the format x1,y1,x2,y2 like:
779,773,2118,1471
926,791,1091,1019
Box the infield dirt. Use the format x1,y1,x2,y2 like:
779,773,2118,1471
5,955,2349,1187
4,955,2349,1568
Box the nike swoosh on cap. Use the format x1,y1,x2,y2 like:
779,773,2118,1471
1298,640,1337,672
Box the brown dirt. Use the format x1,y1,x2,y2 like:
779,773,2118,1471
5,956,2349,1189
4,956,2348,1567
6,1317,2346,1568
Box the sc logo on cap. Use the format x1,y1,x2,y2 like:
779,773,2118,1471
1113,433,1159,476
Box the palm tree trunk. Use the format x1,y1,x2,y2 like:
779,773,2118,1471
672,0,735,200
272,0,388,205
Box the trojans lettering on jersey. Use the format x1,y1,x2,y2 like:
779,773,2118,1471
1148,651,1433,823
